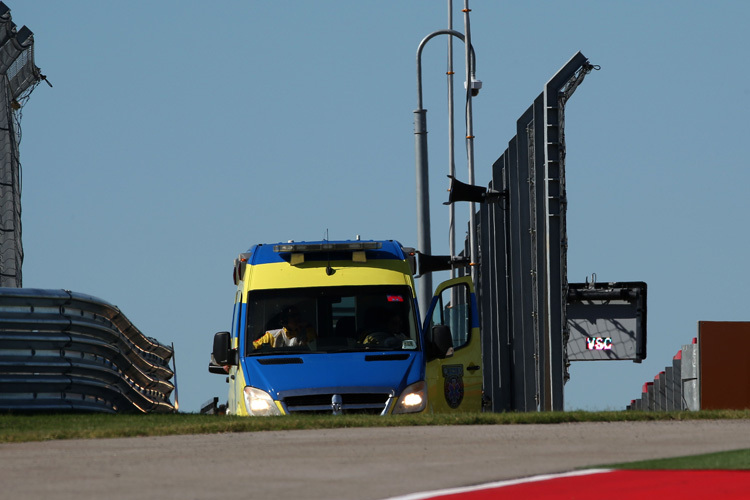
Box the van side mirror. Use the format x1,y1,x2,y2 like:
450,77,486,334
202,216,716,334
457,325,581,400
427,325,454,361
212,331,234,366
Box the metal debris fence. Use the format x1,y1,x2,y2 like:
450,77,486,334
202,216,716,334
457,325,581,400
0,288,175,413
0,2,45,288
459,52,595,412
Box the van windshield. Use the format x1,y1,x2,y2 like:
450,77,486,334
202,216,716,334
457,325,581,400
245,285,418,355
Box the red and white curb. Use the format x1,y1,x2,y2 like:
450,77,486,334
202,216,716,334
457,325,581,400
386,468,750,500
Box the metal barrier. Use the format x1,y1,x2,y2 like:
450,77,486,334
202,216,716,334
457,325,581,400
0,288,175,413
628,339,697,412
464,52,595,412
681,341,699,411
630,321,750,411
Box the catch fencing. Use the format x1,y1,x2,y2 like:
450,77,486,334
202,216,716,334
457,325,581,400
438,51,647,412
459,52,595,412
0,3,45,288
0,288,175,413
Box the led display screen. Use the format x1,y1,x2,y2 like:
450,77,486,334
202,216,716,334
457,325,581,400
566,282,647,362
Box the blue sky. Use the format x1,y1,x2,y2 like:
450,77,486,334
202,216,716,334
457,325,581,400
11,1,750,412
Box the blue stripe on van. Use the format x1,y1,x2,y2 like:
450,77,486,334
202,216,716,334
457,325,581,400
246,240,407,265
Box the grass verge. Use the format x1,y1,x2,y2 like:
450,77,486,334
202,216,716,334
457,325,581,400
1,409,748,444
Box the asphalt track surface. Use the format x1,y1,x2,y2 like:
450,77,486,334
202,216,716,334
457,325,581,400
2,420,749,500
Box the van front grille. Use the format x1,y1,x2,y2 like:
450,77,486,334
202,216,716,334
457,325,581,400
281,391,391,415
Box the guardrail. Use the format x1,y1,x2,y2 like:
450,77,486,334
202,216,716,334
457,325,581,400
0,288,175,413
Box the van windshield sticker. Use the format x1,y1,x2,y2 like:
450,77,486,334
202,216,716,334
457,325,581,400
387,295,404,302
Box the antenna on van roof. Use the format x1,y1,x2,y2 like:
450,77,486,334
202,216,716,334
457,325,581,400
324,229,336,276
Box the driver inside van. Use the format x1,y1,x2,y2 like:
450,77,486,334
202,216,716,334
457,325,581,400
253,306,316,349
360,306,408,347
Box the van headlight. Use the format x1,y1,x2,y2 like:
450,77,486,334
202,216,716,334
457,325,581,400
393,381,427,414
243,386,282,416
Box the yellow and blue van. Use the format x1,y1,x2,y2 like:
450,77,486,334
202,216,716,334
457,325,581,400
210,239,482,415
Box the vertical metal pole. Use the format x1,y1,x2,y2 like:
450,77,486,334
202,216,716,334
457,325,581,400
463,1,478,282
0,79,22,287
171,342,179,412
415,106,432,308
415,27,469,309
447,0,456,277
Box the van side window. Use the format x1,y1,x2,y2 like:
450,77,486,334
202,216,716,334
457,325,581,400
232,292,242,339
430,283,471,349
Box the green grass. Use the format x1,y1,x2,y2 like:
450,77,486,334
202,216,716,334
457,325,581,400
0,409,748,443
606,448,750,470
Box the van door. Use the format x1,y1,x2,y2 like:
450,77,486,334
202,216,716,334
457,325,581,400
423,276,482,412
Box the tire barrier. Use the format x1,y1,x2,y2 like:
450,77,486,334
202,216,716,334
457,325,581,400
0,288,176,413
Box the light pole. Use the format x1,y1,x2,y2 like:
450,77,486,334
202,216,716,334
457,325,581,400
414,29,478,307
462,0,479,291
447,2,456,279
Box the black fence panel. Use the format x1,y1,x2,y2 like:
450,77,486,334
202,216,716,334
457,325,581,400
472,52,595,411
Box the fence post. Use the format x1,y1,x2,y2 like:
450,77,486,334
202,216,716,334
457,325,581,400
681,339,700,411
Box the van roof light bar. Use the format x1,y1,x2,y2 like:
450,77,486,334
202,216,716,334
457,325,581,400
273,242,382,253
